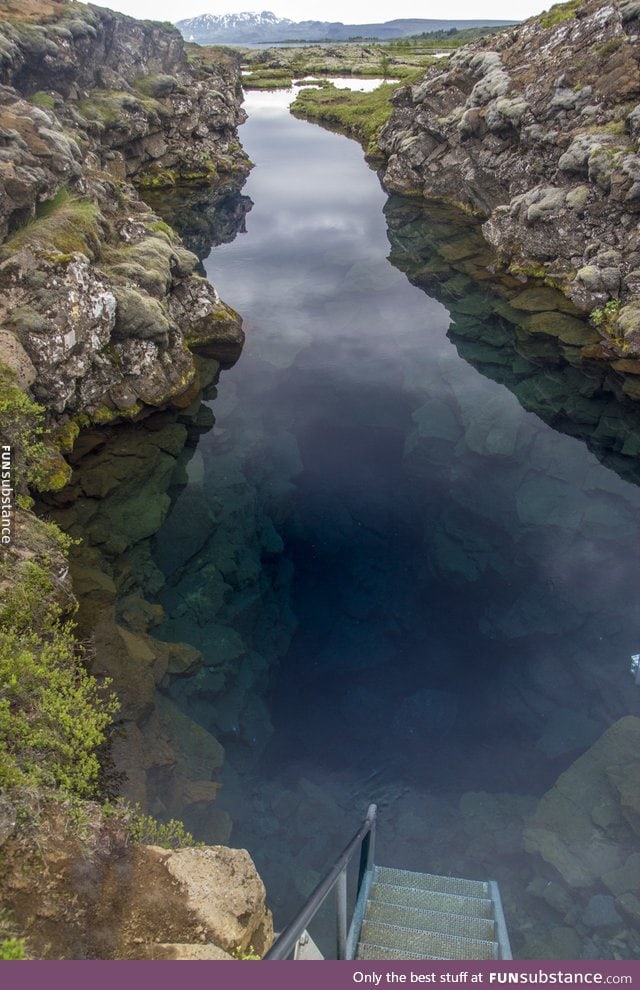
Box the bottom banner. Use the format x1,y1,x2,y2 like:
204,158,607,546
3,959,640,990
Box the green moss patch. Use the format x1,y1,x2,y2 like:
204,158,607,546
0,194,104,261
133,73,179,99
77,89,165,130
243,69,293,90
29,90,55,109
539,0,583,29
290,82,399,159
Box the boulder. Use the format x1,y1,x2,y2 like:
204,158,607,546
524,717,640,890
161,846,273,954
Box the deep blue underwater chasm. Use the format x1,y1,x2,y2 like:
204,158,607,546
150,88,640,956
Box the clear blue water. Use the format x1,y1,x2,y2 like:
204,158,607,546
152,88,640,956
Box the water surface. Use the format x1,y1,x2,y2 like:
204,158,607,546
153,87,640,958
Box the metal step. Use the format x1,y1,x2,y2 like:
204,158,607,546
359,921,499,960
369,882,493,919
357,943,444,961
366,901,496,941
374,866,489,899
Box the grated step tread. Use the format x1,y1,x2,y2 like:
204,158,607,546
357,943,444,961
369,882,493,919
366,901,496,941
375,866,488,899
359,921,498,960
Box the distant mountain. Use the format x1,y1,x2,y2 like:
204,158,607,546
175,10,515,45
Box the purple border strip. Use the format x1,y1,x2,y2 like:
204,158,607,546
4,960,640,990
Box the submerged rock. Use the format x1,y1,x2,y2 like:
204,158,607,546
524,717,640,925
392,688,459,738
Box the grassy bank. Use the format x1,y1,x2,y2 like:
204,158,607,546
290,81,402,160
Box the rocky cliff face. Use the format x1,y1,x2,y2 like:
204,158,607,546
0,0,249,429
0,5,275,956
379,0,640,361
0,1,259,792
0,796,273,959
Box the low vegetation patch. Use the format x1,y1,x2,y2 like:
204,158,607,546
243,43,437,85
0,190,105,261
0,937,26,960
539,0,583,30
124,806,203,849
0,611,117,796
0,365,118,798
29,90,55,109
290,81,402,159
385,24,514,53
242,68,293,90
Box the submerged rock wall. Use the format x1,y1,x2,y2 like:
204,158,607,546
379,0,640,360
523,716,640,956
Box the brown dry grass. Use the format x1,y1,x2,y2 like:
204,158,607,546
1,0,67,23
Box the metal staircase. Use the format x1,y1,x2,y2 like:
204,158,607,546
356,865,509,960
263,805,511,961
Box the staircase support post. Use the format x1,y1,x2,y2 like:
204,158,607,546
336,867,348,959
357,803,377,896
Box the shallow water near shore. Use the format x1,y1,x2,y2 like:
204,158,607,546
151,86,640,958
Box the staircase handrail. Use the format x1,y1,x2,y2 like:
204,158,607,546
263,802,377,960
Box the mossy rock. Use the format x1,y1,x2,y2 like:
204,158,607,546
616,304,640,341
37,450,72,492
113,287,173,342
107,261,165,298
0,197,104,261
135,74,179,99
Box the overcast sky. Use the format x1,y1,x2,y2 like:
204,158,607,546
84,0,549,26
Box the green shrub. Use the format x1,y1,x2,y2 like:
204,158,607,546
125,807,203,849
0,366,48,493
232,944,261,960
0,938,25,960
0,617,118,796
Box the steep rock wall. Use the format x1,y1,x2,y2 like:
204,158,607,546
0,5,278,958
379,0,640,358
0,1,249,429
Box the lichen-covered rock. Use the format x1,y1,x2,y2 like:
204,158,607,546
0,2,248,431
379,0,640,366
